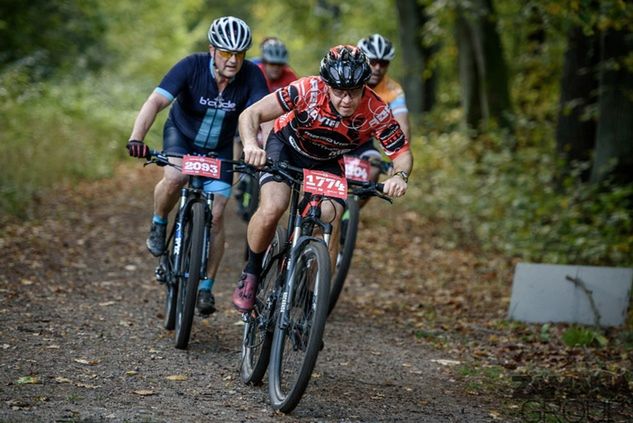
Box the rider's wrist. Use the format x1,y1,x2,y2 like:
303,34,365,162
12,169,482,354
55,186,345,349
393,170,409,183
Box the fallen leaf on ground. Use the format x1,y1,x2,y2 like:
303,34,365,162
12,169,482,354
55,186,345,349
74,358,99,365
166,375,187,381
133,390,155,396
431,359,461,366
16,376,40,384
55,377,72,384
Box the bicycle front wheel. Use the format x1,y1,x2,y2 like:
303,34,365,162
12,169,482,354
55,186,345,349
268,240,330,413
161,253,178,330
328,198,360,315
240,226,286,385
174,201,205,349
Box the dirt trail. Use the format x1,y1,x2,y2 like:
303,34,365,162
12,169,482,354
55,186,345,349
0,164,498,422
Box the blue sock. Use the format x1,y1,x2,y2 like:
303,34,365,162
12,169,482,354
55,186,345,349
152,214,168,225
198,278,214,292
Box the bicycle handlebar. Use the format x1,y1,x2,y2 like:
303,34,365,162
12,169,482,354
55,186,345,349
143,150,390,202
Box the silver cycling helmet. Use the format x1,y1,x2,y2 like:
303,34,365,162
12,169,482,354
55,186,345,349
261,38,288,64
208,16,252,52
357,33,395,61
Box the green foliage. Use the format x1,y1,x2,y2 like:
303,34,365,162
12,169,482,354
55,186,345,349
409,107,633,267
0,0,108,76
561,326,608,348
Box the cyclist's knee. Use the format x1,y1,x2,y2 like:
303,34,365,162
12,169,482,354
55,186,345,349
163,170,188,190
320,200,343,223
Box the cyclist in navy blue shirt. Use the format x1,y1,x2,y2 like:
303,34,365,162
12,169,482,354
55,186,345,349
127,16,269,315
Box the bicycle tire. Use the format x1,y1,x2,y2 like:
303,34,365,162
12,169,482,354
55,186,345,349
240,226,287,385
268,240,330,413
328,198,360,315
174,201,205,349
162,253,178,330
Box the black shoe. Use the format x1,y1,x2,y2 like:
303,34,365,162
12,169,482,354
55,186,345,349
146,223,166,257
196,289,216,315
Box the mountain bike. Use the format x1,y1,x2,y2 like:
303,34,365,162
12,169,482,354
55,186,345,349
147,150,243,350
239,160,387,413
328,156,393,315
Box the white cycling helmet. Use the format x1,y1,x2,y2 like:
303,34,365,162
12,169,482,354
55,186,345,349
208,16,252,52
357,33,395,61
261,38,288,64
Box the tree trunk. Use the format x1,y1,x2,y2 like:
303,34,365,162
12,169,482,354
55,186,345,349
456,12,482,127
395,0,436,114
455,0,513,131
555,26,600,181
591,29,633,185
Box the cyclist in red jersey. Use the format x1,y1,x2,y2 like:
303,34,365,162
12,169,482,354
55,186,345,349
231,45,413,312
257,37,298,92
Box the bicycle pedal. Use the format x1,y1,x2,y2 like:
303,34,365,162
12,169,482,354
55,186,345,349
154,266,167,284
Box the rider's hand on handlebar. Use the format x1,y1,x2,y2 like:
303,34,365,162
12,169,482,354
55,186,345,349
243,144,267,168
382,175,407,198
126,140,150,159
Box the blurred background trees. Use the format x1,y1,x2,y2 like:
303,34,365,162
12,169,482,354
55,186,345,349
1,0,631,265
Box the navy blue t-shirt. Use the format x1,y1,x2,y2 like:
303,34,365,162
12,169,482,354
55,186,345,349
154,53,269,151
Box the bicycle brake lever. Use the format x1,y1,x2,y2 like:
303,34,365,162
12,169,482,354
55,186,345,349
377,192,393,204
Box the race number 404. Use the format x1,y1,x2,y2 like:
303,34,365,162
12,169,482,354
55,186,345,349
343,156,371,182
181,155,221,179
303,169,348,199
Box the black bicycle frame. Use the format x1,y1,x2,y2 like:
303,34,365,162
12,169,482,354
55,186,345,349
170,175,214,283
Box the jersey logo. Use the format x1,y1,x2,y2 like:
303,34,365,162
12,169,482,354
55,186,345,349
368,105,390,126
199,95,236,111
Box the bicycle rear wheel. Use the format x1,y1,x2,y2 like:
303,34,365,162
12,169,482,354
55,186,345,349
174,202,205,349
268,240,330,413
328,198,360,315
240,226,286,385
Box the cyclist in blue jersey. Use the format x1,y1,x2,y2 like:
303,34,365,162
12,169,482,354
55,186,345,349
126,16,269,315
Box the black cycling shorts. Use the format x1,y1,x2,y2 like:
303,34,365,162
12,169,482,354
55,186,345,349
261,132,345,208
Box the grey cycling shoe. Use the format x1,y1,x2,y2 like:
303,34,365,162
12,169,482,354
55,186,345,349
146,223,166,257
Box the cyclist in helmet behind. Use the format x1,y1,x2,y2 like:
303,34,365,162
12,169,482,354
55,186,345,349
358,33,409,140
231,45,413,313
257,37,298,92
126,16,268,315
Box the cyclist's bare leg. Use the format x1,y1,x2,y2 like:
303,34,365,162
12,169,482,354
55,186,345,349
206,194,229,280
247,181,290,253
154,159,188,218
319,200,344,272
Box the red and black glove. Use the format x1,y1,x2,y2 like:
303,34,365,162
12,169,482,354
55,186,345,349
126,140,149,159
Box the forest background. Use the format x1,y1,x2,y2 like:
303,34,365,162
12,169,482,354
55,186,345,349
1,0,633,416
1,0,631,267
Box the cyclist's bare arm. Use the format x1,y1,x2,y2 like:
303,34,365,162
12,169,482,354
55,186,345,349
394,112,410,142
238,93,285,166
129,92,171,141
382,150,413,198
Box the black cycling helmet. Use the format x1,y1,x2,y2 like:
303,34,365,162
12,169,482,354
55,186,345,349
208,16,252,52
357,33,396,61
319,45,371,90
261,38,288,64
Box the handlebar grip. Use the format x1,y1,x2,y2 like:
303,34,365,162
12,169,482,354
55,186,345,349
376,183,384,193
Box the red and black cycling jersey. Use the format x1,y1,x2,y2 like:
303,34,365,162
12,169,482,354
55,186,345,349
273,76,409,161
